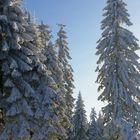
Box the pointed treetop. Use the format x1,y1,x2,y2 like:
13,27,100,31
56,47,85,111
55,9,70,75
32,15,37,25
101,0,132,30
75,91,86,110
77,91,84,104
41,20,44,25
72,92,89,140
78,91,82,97
90,108,97,121
58,24,66,28
41,20,50,28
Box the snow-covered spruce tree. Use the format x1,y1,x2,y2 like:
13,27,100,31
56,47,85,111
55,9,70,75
96,112,105,139
88,108,102,140
25,15,60,140
44,41,64,89
27,13,43,53
38,22,64,86
30,66,68,140
38,21,52,47
72,92,89,140
44,42,69,140
56,24,75,129
30,21,69,140
0,0,39,139
96,0,140,139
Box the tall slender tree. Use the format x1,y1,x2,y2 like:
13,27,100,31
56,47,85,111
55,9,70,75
72,92,89,140
88,108,102,140
96,112,105,139
96,0,140,139
56,24,75,121
56,24,75,139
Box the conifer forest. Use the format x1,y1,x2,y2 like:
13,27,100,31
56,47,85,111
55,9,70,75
0,0,140,140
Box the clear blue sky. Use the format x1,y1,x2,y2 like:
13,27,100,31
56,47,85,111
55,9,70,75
24,0,140,118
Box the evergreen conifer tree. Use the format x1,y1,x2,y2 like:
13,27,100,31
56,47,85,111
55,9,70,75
0,0,38,139
34,22,69,140
56,24,75,122
0,2,68,139
96,112,105,139
28,14,43,53
88,108,102,140
56,24,75,139
38,21,51,47
38,22,63,89
72,92,89,140
96,0,140,139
